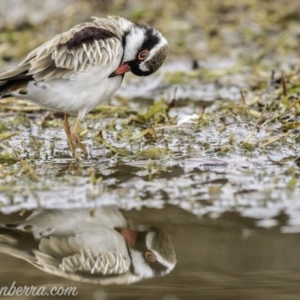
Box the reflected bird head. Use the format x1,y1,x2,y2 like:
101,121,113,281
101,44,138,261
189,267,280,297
127,226,176,279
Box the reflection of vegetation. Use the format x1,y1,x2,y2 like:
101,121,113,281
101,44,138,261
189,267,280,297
0,1,300,219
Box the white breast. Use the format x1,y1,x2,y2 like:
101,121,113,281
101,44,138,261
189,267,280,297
15,55,123,117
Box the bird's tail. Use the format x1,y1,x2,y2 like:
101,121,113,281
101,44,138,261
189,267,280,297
0,227,34,265
0,65,31,97
0,239,33,262
0,224,37,261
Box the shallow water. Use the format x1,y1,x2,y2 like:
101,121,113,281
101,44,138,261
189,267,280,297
0,207,300,300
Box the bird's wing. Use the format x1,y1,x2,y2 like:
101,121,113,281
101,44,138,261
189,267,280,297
35,236,130,277
0,23,122,83
0,234,133,284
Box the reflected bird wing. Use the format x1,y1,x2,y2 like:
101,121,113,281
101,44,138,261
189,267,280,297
34,235,130,276
0,207,142,284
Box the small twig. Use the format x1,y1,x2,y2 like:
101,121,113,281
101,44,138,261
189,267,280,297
243,105,267,144
240,90,246,106
228,109,240,121
166,87,177,114
199,105,206,119
0,113,19,117
150,127,157,139
20,159,39,182
281,71,290,109
0,104,42,112
130,126,157,140
288,98,300,112
270,70,276,88
154,125,183,130
0,142,13,152
282,71,287,97
0,132,21,142
259,117,271,128
260,131,291,148
79,129,89,137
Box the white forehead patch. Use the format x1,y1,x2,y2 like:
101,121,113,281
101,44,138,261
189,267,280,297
145,35,167,61
146,232,155,249
152,249,176,273
122,27,146,63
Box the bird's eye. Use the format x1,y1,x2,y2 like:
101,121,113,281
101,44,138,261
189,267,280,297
145,250,157,262
138,50,150,61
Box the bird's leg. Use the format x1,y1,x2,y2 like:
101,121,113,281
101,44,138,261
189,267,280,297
71,117,88,155
63,113,76,156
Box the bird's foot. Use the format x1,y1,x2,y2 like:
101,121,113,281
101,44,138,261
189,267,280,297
70,131,88,156
63,114,87,158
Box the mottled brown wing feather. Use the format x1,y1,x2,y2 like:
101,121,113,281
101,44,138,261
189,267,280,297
61,27,118,50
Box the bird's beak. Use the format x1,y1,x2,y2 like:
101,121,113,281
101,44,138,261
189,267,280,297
109,63,131,78
121,228,137,248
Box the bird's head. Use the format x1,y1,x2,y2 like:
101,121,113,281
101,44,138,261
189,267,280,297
109,24,168,78
122,226,176,280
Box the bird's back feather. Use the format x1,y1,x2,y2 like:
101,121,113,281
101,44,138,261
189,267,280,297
0,16,130,96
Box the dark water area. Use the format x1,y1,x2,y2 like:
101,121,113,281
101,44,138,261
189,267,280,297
0,206,299,300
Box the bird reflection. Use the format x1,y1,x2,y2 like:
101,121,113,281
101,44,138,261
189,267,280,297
0,206,176,285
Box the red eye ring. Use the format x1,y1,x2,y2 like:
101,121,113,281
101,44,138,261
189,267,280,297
138,50,150,61
145,250,157,262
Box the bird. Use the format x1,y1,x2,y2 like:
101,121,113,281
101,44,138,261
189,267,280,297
0,16,168,156
0,206,176,285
